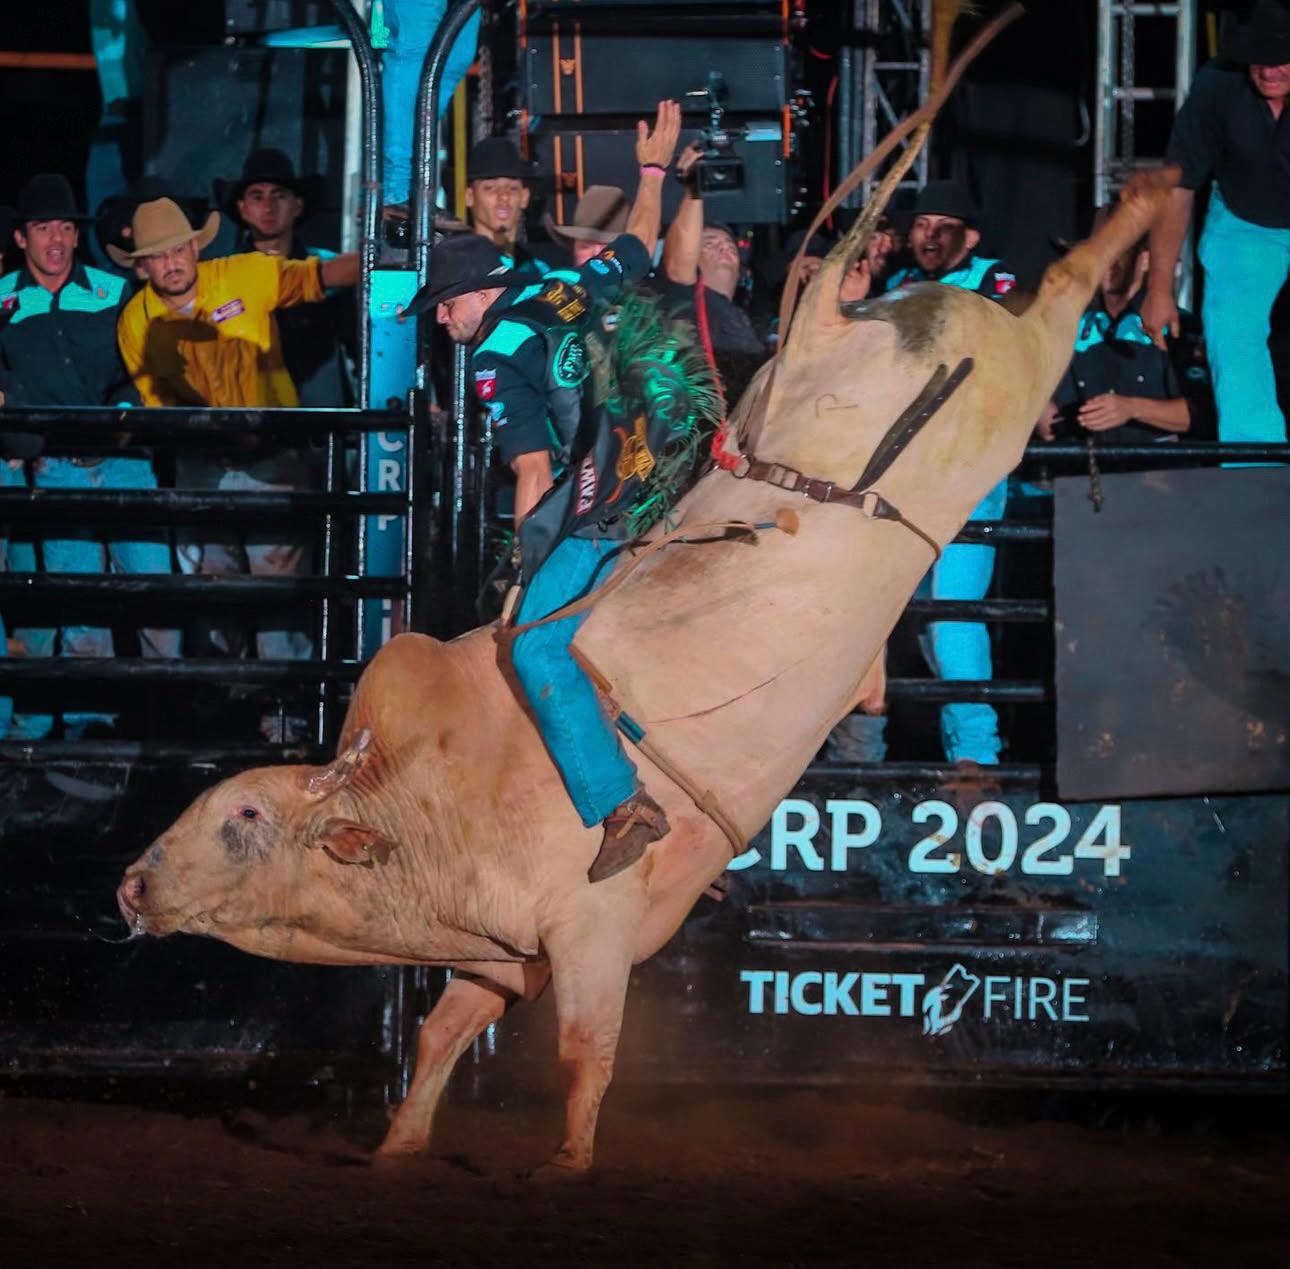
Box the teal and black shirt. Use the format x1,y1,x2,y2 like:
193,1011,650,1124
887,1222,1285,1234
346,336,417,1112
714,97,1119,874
1052,293,1215,443
0,261,133,407
886,254,1019,301
470,233,650,466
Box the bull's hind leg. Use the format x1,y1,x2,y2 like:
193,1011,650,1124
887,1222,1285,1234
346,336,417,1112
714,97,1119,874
1028,169,1176,363
375,964,549,1161
537,896,641,1175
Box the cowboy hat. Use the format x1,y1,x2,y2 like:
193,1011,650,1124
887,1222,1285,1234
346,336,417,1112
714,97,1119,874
1223,0,1290,65
466,137,529,183
14,173,88,224
541,185,628,247
106,198,220,266
911,180,980,228
213,147,326,219
403,232,530,317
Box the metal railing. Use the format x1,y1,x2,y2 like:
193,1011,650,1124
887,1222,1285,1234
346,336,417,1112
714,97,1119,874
0,404,424,750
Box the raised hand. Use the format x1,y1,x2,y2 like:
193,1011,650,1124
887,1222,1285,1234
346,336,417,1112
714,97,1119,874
635,100,682,171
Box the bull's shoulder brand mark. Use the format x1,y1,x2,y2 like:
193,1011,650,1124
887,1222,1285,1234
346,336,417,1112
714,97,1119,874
993,271,1017,296
553,332,586,387
211,297,246,324
574,451,599,515
474,368,498,401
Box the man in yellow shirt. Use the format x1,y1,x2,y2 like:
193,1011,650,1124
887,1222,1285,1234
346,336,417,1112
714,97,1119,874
112,198,358,739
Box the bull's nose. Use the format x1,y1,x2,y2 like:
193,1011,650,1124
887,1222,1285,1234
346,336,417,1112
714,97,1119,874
117,872,147,918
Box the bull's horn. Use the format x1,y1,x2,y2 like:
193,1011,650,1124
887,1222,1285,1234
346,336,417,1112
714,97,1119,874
306,728,375,800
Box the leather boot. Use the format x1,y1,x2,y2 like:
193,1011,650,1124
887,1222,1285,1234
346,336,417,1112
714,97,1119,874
588,790,670,883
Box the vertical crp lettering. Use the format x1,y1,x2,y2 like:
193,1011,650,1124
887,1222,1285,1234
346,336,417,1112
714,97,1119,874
826,799,881,871
982,975,1011,1020
789,972,823,1016
375,431,405,453
740,970,775,1014
770,798,824,871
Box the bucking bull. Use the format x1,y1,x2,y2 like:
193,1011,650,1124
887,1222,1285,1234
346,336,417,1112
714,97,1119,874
117,3,1175,1174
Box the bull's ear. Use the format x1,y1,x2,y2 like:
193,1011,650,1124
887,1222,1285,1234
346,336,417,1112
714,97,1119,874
305,728,374,801
308,817,397,868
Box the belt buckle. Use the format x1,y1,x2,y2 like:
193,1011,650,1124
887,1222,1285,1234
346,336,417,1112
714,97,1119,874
765,463,797,491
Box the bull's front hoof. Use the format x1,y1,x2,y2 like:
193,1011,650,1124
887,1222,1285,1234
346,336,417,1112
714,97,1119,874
371,1142,427,1169
529,1159,590,1184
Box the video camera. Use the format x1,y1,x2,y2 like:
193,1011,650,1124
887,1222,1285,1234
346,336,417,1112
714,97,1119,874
686,72,745,195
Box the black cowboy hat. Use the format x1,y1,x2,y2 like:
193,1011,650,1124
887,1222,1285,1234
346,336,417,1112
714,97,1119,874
213,148,325,218
466,137,529,183
14,173,87,224
1224,0,1290,64
911,180,980,228
403,233,530,317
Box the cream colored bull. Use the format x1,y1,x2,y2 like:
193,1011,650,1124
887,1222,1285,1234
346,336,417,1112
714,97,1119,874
115,1,1177,1173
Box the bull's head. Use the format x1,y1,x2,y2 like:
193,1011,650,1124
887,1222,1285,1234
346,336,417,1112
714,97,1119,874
116,730,397,953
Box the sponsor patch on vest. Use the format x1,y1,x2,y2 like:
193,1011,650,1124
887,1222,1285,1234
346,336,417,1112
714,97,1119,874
574,452,599,515
993,271,1017,296
475,368,497,401
552,332,586,387
0,294,18,314
211,298,246,324
588,258,610,275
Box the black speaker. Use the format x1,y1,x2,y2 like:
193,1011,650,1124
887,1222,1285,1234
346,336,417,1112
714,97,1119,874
143,46,349,252
224,1,331,35
524,33,787,117
531,125,787,226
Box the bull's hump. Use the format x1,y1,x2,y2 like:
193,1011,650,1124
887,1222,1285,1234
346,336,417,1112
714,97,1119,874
847,281,956,357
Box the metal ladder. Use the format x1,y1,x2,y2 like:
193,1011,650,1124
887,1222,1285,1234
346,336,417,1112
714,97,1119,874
1094,0,1197,301
838,0,932,207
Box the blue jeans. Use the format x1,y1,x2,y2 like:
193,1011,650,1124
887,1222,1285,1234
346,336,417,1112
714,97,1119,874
922,478,1007,764
513,536,639,827
1198,186,1290,452
7,457,178,740
175,454,314,662
382,0,482,206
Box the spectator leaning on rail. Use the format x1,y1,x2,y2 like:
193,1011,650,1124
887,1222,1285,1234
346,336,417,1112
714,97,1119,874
1037,215,1215,451
1142,0,1290,454
113,197,358,738
878,180,1019,770
214,148,354,408
0,173,179,743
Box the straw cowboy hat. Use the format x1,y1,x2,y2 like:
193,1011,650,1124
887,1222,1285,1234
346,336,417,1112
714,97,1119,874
107,197,220,266
541,185,629,248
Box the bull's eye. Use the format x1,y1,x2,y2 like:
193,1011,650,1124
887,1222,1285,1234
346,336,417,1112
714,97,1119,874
240,806,259,820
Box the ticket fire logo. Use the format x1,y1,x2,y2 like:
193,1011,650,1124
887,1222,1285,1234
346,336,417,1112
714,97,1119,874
475,368,497,401
921,964,981,1037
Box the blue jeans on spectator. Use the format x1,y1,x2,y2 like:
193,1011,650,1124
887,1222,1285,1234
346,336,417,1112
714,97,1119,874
8,456,178,740
513,536,639,827
922,478,1008,765
175,453,314,663
1198,186,1290,454
382,0,482,206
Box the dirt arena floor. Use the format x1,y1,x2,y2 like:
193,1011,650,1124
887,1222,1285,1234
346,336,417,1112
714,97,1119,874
2,1084,1287,1268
